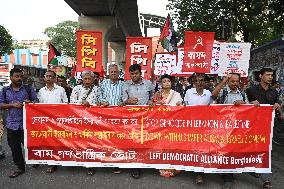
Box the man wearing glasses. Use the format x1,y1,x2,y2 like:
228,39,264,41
183,73,212,185
184,73,212,106
37,70,68,173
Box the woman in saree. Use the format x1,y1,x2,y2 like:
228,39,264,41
152,74,183,178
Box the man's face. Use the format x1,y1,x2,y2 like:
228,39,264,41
57,77,67,87
228,75,240,91
109,67,119,81
44,72,56,84
193,76,205,90
93,74,100,85
10,71,23,86
83,74,93,88
260,72,273,84
130,70,141,83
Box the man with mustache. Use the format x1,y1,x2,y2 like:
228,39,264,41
0,68,38,178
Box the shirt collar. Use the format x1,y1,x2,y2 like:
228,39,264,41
109,79,119,85
226,86,241,94
130,79,144,85
44,84,59,91
7,84,25,91
192,88,206,96
257,84,273,91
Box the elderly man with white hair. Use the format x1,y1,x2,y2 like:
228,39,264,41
70,70,99,107
70,70,99,176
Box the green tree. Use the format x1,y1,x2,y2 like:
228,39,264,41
167,0,284,47
0,25,13,56
44,20,79,57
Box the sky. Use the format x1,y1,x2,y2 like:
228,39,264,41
0,0,168,41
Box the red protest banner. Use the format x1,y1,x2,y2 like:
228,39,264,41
76,30,102,72
24,104,273,173
183,31,215,73
125,37,152,80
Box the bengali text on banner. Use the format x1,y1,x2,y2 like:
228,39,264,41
24,104,273,173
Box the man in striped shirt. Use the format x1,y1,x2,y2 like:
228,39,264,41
97,64,124,106
97,64,123,174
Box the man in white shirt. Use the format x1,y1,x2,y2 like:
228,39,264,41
183,73,212,185
37,71,68,104
184,74,212,106
37,70,68,173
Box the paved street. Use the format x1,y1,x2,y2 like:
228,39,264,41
1,129,284,189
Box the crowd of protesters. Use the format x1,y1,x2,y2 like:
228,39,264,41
0,64,283,189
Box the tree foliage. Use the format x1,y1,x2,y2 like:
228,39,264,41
167,0,284,47
44,20,79,57
0,25,13,56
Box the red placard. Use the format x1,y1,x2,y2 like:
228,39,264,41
24,104,273,173
125,37,152,80
182,31,215,73
76,30,102,72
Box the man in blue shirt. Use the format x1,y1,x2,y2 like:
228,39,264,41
0,68,38,178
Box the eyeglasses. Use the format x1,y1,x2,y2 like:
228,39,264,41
45,75,55,78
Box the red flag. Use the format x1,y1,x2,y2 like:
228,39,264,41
159,15,170,41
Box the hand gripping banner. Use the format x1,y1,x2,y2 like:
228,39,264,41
24,104,273,173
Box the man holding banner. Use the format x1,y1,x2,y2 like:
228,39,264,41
212,73,248,189
0,68,38,178
184,73,212,185
246,68,282,189
122,64,154,179
97,64,124,174
70,70,99,107
98,64,124,107
70,70,99,175
37,70,68,173
122,64,154,106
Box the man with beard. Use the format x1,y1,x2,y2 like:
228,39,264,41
0,68,38,178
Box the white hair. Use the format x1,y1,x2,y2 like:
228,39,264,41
81,70,94,78
108,64,118,70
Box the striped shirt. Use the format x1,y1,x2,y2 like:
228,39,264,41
97,79,124,105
